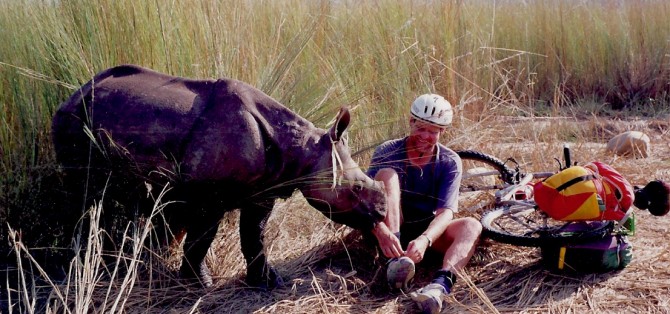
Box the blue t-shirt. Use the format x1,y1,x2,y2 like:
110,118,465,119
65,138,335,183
367,137,462,232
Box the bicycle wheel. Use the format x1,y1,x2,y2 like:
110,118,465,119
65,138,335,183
481,204,615,247
457,150,517,188
457,150,517,212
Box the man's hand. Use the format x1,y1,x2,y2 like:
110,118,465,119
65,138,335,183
372,223,404,258
405,235,430,263
403,209,453,263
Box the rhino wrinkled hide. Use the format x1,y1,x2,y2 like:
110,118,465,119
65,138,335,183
51,64,386,288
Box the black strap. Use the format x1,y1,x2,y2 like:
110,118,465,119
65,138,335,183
556,174,595,192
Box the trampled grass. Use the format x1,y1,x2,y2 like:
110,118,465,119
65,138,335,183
1,0,669,312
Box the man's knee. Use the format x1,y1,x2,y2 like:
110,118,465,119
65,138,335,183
449,217,482,240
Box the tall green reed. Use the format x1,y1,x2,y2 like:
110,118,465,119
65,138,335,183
1,0,669,242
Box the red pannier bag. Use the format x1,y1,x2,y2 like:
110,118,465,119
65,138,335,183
533,162,634,221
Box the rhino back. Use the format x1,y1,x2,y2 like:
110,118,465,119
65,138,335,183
53,65,217,176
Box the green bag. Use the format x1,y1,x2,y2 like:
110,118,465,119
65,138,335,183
540,234,632,273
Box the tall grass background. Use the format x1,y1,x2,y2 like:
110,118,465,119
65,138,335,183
1,0,669,199
1,0,669,312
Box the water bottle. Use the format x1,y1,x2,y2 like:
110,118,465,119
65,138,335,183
622,212,636,236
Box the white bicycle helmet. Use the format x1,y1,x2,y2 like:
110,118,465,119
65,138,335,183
410,94,453,127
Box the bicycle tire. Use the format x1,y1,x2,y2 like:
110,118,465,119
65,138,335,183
481,205,615,247
457,150,518,187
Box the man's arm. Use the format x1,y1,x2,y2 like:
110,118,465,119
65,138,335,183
371,168,405,258
405,207,453,263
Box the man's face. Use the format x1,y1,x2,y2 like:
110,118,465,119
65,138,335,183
408,119,445,153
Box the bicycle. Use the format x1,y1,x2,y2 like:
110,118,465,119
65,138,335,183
456,146,629,247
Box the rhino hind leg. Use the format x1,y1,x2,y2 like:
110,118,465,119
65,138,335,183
58,161,155,277
58,166,114,250
239,200,283,289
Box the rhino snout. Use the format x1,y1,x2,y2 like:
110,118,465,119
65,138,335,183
365,184,387,222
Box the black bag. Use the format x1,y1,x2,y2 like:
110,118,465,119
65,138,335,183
541,234,632,273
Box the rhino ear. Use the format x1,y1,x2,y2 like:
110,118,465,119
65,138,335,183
329,107,351,142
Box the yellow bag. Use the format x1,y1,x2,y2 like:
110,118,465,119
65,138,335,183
533,163,633,221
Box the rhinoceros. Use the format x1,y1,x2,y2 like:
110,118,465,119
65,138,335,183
51,64,386,287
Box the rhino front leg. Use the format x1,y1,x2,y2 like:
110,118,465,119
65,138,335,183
179,208,222,287
239,200,282,289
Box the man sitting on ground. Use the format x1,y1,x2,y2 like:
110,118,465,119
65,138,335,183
368,94,482,314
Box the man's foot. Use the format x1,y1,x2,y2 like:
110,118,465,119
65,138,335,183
386,256,415,290
409,283,447,314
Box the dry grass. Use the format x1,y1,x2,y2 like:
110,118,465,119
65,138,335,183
5,117,670,313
